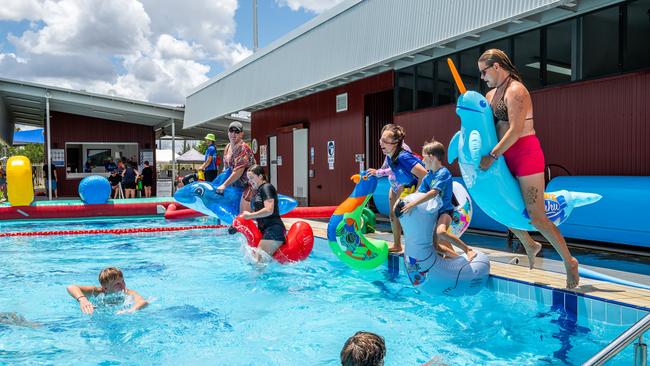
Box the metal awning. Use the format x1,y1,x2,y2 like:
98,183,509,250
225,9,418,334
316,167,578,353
0,77,250,145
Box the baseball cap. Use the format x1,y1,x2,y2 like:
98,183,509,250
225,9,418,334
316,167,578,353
228,121,243,132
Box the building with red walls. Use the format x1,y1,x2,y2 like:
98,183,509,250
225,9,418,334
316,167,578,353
185,0,650,206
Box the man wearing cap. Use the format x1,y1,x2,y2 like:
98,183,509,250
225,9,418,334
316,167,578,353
199,133,219,182
217,121,256,213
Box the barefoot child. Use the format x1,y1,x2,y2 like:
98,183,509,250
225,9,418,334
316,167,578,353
401,140,477,261
67,267,148,315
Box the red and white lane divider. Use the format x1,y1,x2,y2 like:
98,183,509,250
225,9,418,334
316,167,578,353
0,225,227,237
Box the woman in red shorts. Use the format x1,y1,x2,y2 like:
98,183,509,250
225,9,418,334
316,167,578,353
477,49,579,289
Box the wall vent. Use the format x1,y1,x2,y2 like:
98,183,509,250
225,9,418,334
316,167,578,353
336,93,348,112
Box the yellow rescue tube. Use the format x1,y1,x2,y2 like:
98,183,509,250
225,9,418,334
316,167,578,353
7,156,34,206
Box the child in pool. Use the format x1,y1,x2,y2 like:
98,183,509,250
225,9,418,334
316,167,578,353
67,267,148,315
340,331,386,366
400,140,477,261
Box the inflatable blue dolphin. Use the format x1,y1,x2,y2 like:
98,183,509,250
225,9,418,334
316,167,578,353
447,69,601,231
174,168,297,224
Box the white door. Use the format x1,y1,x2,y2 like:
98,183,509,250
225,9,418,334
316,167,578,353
269,136,277,187
293,128,308,206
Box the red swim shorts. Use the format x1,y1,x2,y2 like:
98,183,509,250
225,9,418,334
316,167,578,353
502,135,546,177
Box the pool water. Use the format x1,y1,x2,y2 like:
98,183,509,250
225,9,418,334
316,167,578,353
0,218,637,365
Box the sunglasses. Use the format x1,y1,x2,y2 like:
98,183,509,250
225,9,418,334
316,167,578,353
379,138,398,145
228,128,242,133
480,64,494,77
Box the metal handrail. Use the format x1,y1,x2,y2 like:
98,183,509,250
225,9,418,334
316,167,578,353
583,312,650,365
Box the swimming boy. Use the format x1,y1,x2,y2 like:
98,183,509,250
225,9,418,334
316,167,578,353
66,267,148,315
340,331,386,366
401,140,477,261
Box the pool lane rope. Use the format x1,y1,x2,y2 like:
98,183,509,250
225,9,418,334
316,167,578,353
0,225,227,237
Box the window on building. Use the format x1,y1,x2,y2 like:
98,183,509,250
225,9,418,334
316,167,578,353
624,0,650,71
416,61,434,109
513,29,543,90
435,56,457,106
458,47,481,93
582,5,620,78
545,19,574,85
396,66,414,112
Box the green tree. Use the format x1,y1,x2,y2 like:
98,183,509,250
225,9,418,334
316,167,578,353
195,140,209,154
6,143,44,163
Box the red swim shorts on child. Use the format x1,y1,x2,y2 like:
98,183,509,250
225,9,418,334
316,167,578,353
502,135,546,177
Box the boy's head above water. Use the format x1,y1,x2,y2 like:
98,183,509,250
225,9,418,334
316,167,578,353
99,267,125,293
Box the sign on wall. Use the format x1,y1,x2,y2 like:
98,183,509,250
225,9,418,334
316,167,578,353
51,149,65,167
310,146,314,165
259,145,267,166
327,140,335,170
251,138,258,154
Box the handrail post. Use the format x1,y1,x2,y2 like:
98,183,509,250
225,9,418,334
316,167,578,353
636,335,647,366
583,313,650,366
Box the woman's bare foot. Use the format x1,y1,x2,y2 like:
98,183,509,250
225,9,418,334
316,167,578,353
566,257,580,289
525,241,543,270
388,244,403,254
466,248,477,262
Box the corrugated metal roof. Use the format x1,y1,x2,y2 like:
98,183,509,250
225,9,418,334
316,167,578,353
185,0,581,128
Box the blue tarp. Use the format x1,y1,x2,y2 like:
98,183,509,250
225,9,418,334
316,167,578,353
13,128,44,144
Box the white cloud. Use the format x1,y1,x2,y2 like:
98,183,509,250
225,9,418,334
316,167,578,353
0,0,45,21
140,0,251,67
276,0,345,14
8,0,151,56
0,0,252,104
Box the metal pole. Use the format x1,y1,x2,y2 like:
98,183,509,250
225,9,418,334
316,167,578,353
45,94,52,201
636,335,647,366
253,0,259,51
171,119,176,194
365,116,370,170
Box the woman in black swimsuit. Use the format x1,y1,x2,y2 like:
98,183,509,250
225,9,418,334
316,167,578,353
241,164,285,262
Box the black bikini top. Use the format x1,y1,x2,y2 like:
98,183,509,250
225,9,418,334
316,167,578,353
491,77,511,122
491,77,533,123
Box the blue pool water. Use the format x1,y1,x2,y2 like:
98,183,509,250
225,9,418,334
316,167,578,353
0,218,640,365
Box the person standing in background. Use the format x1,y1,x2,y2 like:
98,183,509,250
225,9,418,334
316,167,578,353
199,133,218,182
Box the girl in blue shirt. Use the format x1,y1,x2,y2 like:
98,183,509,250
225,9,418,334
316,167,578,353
366,124,427,253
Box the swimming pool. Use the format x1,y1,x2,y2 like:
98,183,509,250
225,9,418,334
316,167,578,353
0,218,645,365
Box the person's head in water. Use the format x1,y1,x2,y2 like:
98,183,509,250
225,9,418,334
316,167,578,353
246,164,267,190
99,267,125,293
379,124,405,158
340,331,386,366
478,49,522,89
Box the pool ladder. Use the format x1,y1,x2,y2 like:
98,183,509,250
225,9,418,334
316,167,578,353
583,312,649,366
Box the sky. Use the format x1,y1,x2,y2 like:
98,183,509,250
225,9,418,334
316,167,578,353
0,0,346,106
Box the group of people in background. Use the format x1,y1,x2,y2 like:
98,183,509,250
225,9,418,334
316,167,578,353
107,158,153,199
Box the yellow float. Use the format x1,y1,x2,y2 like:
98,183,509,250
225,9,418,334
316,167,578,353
7,156,34,206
